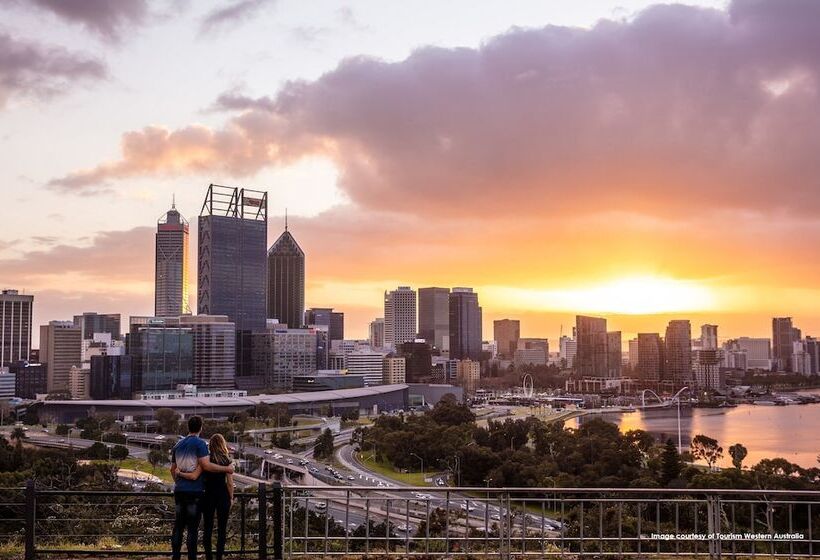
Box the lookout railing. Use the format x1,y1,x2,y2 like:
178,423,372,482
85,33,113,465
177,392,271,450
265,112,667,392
1,483,818,558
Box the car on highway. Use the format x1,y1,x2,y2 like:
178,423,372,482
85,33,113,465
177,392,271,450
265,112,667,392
264,449,274,455
153,435,165,440
347,475,355,481
286,459,294,464
310,467,319,473
273,453,283,459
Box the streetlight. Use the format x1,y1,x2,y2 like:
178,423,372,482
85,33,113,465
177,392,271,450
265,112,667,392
410,453,424,481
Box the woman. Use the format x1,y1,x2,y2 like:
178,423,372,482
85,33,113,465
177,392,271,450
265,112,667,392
177,433,234,560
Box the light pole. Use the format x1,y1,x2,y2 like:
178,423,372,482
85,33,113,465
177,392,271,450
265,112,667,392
676,386,689,454
410,453,424,481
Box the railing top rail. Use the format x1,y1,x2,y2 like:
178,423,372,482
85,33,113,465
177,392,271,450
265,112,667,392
280,485,820,496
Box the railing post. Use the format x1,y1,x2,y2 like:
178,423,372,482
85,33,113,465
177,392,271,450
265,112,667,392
25,479,35,560
258,483,268,560
272,482,283,560
706,494,722,560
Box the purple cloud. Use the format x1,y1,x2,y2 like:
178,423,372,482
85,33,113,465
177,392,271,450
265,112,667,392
25,0,149,42
0,33,106,108
200,0,272,34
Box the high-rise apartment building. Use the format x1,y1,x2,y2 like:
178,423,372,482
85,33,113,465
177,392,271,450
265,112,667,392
305,308,344,341
382,356,406,385
628,338,640,368
772,317,798,372
73,312,121,341
248,326,318,390
418,287,450,351
493,319,520,359
179,315,236,389
606,331,622,378
514,338,548,366
575,315,609,378
369,318,385,349
456,359,481,393
346,349,387,387
700,324,718,350
559,336,577,368
637,333,664,382
384,287,416,349
198,184,267,332
40,321,82,394
449,288,482,360
665,320,692,386
0,289,33,368
267,225,305,329
155,201,190,317
692,349,722,390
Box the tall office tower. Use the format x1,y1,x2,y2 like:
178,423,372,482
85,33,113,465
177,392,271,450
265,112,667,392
772,317,797,372
179,315,236,389
127,317,194,394
73,312,121,340
90,355,134,400
0,289,33,368
637,333,664,382
449,288,482,360
267,222,305,329
384,287,417,349
418,287,450,351
10,361,47,399
575,315,608,377
305,308,344,341
493,319,520,359
198,184,267,332
665,320,692,386
155,200,190,317
369,318,385,349
247,326,317,390
628,338,640,368
40,321,82,394
382,356,406,385
400,341,433,383
700,324,718,350
606,331,622,378
559,336,577,368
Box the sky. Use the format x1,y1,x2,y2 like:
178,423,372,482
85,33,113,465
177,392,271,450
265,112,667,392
2,0,820,347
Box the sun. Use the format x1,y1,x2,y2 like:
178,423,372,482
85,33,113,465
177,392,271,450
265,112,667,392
487,275,716,315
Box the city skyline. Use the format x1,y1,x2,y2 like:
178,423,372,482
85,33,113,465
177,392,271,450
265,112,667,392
4,1,820,343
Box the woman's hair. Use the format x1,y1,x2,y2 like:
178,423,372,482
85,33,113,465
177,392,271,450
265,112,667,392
209,433,232,466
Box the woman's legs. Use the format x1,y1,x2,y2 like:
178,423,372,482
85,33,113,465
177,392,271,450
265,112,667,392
215,495,231,560
201,497,216,560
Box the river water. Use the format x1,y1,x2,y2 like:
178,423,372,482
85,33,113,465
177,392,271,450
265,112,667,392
572,392,820,468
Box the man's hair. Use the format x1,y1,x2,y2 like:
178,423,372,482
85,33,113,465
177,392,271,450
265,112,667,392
187,415,203,434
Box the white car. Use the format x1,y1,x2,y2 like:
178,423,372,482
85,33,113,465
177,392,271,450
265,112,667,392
154,435,166,440
286,459,294,464
273,453,283,459
264,450,274,455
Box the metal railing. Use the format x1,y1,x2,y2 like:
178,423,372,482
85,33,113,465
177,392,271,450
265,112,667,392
2,483,818,558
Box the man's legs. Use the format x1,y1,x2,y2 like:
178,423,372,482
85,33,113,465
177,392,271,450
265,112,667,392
184,494,202,560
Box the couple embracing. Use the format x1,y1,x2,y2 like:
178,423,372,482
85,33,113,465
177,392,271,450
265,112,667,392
169,415,235,560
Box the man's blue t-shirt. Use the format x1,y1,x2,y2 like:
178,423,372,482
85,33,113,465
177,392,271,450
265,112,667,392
172,435,209,493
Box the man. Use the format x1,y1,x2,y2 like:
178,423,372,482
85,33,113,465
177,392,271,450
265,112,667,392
170,415,234,560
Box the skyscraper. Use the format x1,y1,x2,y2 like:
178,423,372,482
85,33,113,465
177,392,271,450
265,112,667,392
179,315,236,389
0,289,33,368
72,312,121,340
418,287,450,351
665,320,692,386
384,287,416,349
198,184,267,332
449,287,482,360
575,315,608,378
127,317,194,394
40,321,82,394
155,200,190,317
637,333,664,382
305,308,343,341
493,319,520,359
700,324,718,350
267,222,305,329
369,318,385,349
772,317,797,372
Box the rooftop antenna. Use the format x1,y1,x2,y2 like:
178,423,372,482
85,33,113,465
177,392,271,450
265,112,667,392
171,193,176,210
285,208,288,231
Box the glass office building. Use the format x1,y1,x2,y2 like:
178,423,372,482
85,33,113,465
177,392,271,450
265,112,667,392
128,319,194,393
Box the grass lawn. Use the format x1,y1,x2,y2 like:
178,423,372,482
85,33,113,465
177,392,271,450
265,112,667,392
98,458,174,483
356,453,432,486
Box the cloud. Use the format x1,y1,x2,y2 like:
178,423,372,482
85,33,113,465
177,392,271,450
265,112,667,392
0,33,106,109
50,0,820,220
211,90,276,112
21,0,149,43
200,0,271,34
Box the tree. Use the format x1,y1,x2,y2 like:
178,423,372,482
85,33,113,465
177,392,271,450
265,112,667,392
659,439,682,485
275,433,292,450
155,408,180,434
691,434,723,470
10,427,26,441
428,395,475,426
110,445,128,460
313,428,335,460
729,443,748,470
147,449,166,474
55,424,70,436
